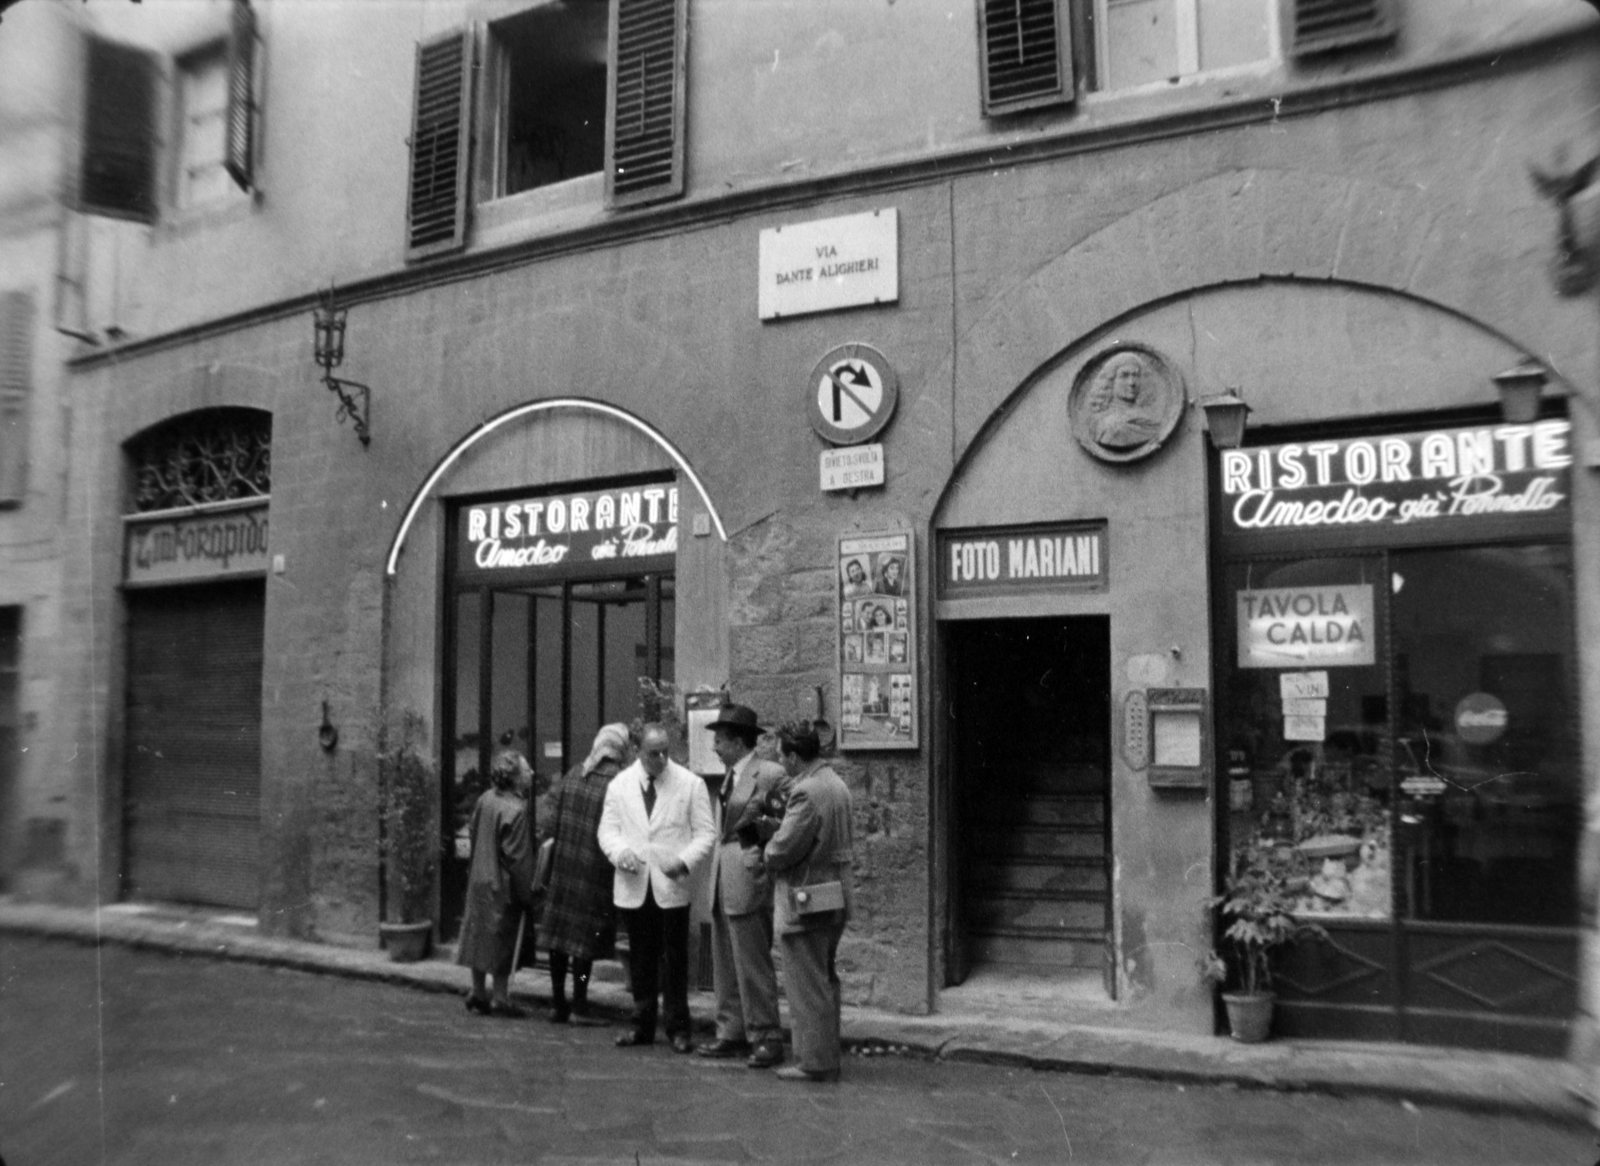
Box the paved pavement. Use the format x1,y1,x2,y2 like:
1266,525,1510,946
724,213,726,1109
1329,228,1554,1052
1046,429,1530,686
0,897,1588,1127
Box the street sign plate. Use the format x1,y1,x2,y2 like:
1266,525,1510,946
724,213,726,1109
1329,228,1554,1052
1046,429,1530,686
808,343,898,446
820,444,885,491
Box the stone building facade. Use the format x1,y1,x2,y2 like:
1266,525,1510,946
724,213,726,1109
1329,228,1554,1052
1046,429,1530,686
2,0,1598,1051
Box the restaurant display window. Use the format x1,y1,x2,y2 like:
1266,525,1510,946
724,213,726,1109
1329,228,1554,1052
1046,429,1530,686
1213,416,1580,1050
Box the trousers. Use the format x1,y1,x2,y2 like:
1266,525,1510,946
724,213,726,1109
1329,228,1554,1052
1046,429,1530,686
780,920,844,1074
620,884,690,1039
709,901,781,1044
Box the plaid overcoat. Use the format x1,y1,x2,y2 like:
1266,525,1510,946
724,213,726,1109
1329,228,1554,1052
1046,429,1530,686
535,759,619,960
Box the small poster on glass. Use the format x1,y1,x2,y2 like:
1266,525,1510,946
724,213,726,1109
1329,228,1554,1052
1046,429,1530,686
838,531,917,749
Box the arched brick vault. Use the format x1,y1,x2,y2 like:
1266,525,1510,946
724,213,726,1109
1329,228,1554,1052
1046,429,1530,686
931,166,1594,516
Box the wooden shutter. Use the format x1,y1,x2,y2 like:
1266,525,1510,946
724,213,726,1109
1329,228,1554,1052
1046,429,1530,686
1290,0,1397,56
978,0,1074,116
0,293,31,506
224,0,257,191
80,36,158,221
406,29,473,261
605,0,687,209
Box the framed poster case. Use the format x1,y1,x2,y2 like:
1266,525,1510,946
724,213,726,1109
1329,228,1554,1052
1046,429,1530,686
837,530,917,750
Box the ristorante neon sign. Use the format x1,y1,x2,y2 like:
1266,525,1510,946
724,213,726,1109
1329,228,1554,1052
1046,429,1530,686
460,483,678,576
1219,420,1570,534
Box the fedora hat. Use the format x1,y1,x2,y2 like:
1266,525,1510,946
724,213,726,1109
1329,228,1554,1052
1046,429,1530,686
706,703,764,736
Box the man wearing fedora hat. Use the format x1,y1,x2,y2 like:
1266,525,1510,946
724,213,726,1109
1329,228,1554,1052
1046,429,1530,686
696,703,792,1069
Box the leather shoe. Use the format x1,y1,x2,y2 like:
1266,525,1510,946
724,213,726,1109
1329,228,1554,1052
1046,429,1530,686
774,1065,839,1083
464,993,491,1015
615,1030,654,1047
746,1040,785,1069
696,1038,751,1059
670,1032,695,1055
488,999,529,1019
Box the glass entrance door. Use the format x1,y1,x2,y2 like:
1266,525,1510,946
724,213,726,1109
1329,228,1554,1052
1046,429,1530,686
441,574,674,939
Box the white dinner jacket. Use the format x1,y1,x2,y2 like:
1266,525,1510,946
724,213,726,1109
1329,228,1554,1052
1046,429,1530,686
597,757,715,910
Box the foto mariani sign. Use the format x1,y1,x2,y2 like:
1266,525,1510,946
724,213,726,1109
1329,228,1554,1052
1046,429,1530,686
759,208,898,320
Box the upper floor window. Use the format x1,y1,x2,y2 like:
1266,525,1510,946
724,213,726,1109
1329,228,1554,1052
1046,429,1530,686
175,43,251,210
978,0,1396,114
78,0,259,223
485,2,608,197
405,0,687,262
1096,0,1277,92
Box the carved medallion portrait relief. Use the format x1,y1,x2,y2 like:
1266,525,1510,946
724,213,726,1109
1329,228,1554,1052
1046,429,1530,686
1068,345,1186,463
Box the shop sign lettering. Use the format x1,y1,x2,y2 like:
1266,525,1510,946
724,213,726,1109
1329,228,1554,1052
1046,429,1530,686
125,503,270,586
1238,584,1375,669
938,522,1106,598
1219,420,1571,535
460,484,678,577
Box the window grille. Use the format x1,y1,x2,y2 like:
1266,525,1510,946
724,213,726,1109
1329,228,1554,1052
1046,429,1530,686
129,410,271,513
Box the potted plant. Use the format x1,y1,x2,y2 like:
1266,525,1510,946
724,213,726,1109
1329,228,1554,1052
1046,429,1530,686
1205,837,1325,1043
379,737,438,962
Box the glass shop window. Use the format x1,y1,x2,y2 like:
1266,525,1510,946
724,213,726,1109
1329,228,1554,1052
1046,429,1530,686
1220,543,1580,929
1221,555,1393,921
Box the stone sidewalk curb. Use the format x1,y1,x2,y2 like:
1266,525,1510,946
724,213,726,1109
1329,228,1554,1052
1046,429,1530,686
0,900,1587,1126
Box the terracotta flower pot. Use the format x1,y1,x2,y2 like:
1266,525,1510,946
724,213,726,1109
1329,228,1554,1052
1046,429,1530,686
1222,991,1274,1043
379,920,433,963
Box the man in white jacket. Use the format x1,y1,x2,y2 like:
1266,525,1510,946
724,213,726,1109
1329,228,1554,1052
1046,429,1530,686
598,723,715,1052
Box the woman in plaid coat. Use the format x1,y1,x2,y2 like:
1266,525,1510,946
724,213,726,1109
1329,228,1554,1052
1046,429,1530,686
536,723,632,1024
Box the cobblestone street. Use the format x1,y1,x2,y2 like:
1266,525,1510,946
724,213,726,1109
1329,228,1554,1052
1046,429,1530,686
1,936,1591,1165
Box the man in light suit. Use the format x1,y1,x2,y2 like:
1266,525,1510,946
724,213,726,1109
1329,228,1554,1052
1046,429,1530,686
764,719,854,1083
695,704,792,1068
598,722,715,1053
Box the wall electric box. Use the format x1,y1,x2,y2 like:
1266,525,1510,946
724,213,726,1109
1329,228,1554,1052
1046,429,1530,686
1145,688,1209,790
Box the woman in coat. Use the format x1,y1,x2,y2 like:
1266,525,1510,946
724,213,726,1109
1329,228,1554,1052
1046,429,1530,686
458,750,537,1018
536,723,632,1024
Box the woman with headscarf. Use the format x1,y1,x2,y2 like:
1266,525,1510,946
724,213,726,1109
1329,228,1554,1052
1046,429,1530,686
536,723,632,1024
458,750,537,1018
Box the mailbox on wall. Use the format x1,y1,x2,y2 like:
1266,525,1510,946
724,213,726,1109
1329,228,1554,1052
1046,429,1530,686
1145,688,1209,789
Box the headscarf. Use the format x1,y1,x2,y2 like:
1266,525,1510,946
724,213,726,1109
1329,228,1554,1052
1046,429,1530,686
583,723,632,776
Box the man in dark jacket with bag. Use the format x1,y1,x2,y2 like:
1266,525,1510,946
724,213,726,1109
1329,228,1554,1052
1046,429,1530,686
696,704,792,1068
763,720,854,1082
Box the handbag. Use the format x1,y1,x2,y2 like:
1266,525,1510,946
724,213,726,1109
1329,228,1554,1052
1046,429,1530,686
791,879,844,915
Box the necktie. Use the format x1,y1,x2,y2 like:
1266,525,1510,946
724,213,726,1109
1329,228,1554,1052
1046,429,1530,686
643,777,656,818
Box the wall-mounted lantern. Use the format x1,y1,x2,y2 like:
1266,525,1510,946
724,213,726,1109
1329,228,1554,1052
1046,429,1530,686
1197,389,1252,450
1492,360,1548,425
312,286,372,447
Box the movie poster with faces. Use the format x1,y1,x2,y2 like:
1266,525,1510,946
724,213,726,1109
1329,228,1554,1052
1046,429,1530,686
838,531,917,749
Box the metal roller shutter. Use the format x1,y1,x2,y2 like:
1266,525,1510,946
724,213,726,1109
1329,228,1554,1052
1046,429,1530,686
124,579,264,909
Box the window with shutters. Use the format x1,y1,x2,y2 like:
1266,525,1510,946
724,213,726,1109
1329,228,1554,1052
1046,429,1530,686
175,44,250,210
979,0,1288,111
406,0,686,261
0,294,31,507
80,1,259,221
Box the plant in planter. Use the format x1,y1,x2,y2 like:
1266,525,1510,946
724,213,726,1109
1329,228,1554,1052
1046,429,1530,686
380,737,438,962
1205,836,1326,1043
